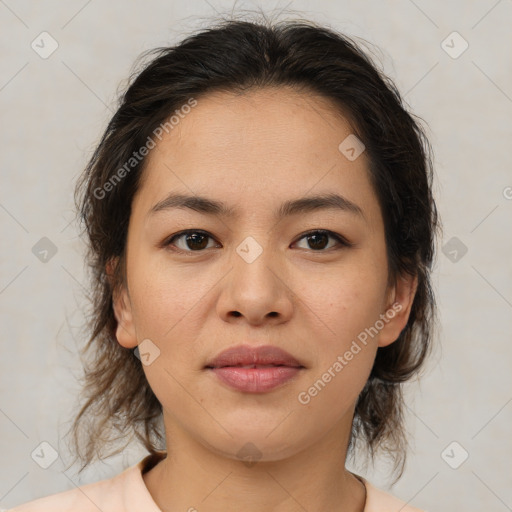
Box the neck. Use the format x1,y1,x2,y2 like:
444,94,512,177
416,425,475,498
142,415,366,512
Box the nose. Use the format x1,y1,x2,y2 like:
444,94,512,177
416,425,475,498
216,240,294,326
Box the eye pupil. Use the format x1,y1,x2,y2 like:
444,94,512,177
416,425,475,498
168,229,346,254
186,233,209,250
307,233,329,250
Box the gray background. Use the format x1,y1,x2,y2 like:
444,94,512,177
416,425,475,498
1,1,511,510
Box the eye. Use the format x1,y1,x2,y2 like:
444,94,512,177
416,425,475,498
293,230,352,251
163,229,352,255
164,230,219,253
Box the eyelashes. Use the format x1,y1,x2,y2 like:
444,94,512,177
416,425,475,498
162,229,353,255
164,230,218,253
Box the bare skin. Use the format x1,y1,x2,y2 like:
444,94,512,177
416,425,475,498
110,86,417,512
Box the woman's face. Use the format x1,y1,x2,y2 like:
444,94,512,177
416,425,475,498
112,86,416,462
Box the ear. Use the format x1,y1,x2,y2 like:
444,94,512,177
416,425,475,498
377,273,418,348
107,257,138,349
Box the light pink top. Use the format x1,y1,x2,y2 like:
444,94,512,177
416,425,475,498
6,452,426,511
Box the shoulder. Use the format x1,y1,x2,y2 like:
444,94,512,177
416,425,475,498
6,458,151,512
362,478,427,512
6,473,125,512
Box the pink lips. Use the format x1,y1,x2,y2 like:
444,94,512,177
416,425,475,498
205,345,304,393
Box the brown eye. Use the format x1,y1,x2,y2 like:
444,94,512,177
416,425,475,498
163,229,352,255
165,230,218,253
294,230,352,251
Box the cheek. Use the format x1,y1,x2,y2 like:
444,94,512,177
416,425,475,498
129,260,211,340
295,346,376,436
127,259,216,392
296,281,380,416
302,265,387,343
298,267,385,403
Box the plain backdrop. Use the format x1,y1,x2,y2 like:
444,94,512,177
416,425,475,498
1,1,511,511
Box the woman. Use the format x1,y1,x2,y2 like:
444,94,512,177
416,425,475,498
9,15,440,512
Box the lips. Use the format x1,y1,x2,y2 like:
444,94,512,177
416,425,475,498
205,345,304,393
205,344,303,369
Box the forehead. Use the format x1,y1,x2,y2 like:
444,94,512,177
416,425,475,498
132,87,381,230
158,86,355,159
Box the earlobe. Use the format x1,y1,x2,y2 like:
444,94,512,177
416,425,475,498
112,286,138,349
107,257,138,349
377,273,418,348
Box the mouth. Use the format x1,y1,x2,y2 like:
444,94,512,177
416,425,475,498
208,363,299,368
205,344,305,393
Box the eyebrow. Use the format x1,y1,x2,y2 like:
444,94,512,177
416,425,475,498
147,192,366,222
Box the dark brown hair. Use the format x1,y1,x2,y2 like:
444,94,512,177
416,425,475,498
68,14,441,481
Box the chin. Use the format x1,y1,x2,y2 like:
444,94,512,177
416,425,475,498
212,438,302,465
197,420,314,464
